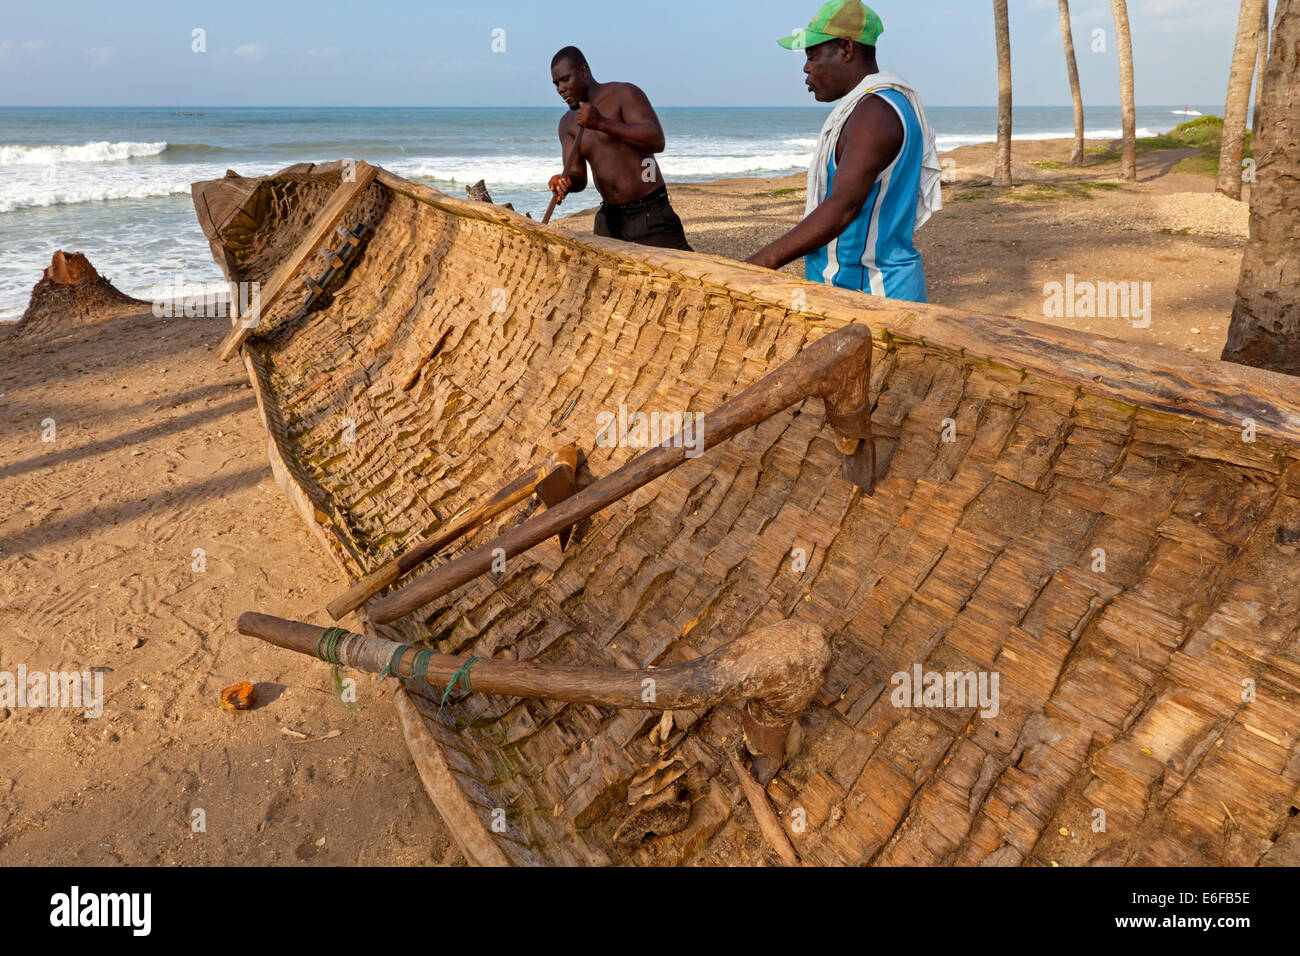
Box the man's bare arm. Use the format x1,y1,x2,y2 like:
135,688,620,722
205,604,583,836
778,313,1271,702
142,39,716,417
549,115,588,201
577,84,666,153
745,97,903,270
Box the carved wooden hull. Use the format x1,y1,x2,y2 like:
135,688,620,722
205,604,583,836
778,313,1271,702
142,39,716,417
193,162,1300,866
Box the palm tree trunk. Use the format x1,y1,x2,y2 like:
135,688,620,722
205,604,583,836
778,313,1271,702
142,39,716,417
1218,0,1267,200
1222,0,1299,375
1253,0,1271,142
1058,0,1086,166
993,0,1013,186
1109,0,1137,181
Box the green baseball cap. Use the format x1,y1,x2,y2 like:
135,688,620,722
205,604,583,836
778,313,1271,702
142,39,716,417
778,0,884,50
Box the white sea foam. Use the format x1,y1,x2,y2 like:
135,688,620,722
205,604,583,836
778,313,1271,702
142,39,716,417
397,149,816,186
0,159,281,213
133,279,233,305
664,152,814,176
0,140,168,166
1172,109,1203,116
0,175,193,213
0,141,190,212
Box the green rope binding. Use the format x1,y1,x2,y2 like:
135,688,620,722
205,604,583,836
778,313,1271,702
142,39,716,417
316,626,353,710
410,649,435,679
316,627,349,664
378,644,406,679
379,645,435,679
440,656,482,710
323,628,480,711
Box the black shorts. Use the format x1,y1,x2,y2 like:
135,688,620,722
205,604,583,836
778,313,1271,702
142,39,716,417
593,186,693,251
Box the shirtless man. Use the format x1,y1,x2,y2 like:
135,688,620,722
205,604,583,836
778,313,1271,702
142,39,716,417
547,46,692,251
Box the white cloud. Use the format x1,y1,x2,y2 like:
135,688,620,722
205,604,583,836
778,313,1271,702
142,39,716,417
21,40,51,54
233,44,269,60
85,46,115,68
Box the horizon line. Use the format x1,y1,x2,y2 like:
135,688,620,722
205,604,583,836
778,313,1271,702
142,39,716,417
0,103,1220,111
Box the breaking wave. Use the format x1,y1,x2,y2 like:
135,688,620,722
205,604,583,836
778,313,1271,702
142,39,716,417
0,178,193,213
0,140,168,166
399,149,815,186
0,157,280,213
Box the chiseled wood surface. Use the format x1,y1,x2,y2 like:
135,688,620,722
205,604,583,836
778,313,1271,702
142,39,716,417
214,160,378,361
195,162,1300,867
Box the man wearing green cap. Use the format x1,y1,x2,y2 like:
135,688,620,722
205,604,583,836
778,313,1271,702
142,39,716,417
747,1,942,303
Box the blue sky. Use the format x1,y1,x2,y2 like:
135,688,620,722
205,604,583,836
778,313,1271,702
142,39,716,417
0,0,1274,108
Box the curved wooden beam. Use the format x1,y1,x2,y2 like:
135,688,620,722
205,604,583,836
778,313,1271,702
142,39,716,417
237,611,830,784
389,681,513,867
368,322,874,626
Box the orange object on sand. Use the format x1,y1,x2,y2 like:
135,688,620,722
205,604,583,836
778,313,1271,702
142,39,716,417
220,681,256,711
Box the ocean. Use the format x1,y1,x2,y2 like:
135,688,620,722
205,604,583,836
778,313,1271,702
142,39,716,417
0,104,1215,319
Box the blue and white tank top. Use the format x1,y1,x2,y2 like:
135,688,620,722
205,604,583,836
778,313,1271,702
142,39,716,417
805,88,928,304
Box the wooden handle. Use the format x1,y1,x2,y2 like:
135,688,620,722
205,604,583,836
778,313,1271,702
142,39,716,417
325,467,542,620
542,127,585,225
238,610,829,780
325,561,402,620
541,196,560,226
369,323,873,625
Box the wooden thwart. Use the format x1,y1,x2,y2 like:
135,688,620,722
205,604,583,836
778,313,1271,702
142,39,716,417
217,160,377,361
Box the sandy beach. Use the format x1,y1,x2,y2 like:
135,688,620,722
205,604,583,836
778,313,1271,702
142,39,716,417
0,134,1253,864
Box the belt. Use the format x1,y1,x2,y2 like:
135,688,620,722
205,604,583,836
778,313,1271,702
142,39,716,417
602,186,669,214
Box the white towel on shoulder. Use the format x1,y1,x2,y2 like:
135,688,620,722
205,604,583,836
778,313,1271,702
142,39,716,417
805,69,943,230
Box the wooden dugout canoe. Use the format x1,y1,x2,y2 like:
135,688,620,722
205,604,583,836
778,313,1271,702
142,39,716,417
193,160,1300,867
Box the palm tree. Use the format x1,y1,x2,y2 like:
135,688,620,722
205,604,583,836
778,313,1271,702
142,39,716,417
1222,0,1298,375
1217,0,1267,200
993,0,1013,186
1252,0,1271,142
1110,0,1137,181
1058,0,1086,166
